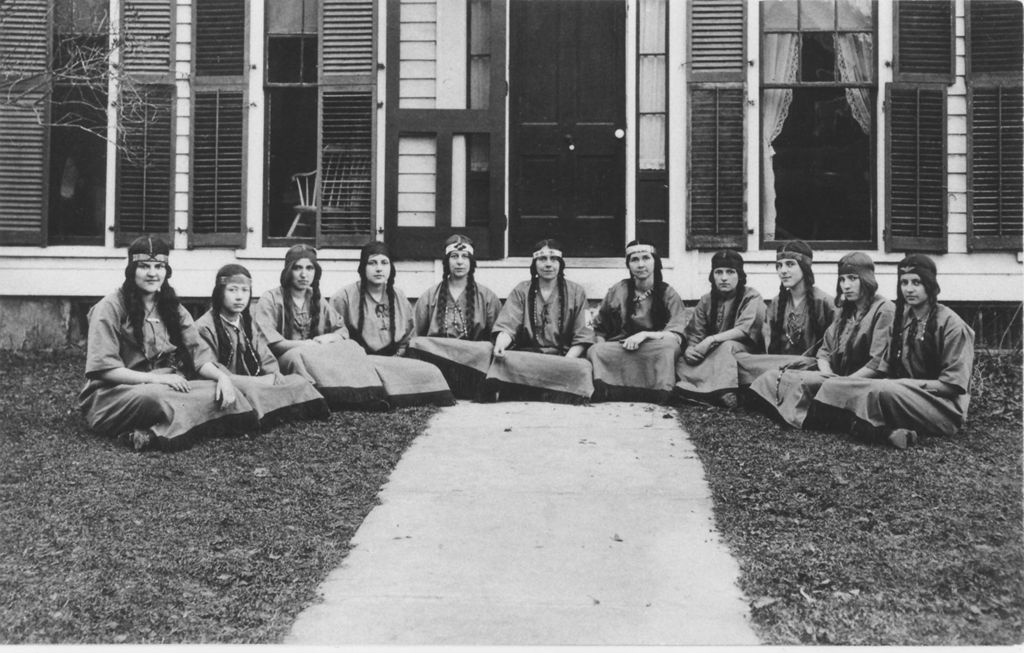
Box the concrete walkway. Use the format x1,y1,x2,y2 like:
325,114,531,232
286,401,759,645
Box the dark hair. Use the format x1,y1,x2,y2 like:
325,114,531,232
121,255,195,378
355,241,397,350
527,238,568,344
706,250,747,336
280,247,323,339
436,244,478,339
769,258,818,355
832,277,879,376
624,239,669,332
209,264,261,375
887,256,941,378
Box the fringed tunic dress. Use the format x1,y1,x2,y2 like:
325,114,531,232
814,304,974,437
749,295,894,428
587,280,688,404
486,279,595,404
195,310,328,428
675,287,766,398
735,286,835,386
254,287,385,410
330,283,455,408
407,282,502,399
78,289,258,450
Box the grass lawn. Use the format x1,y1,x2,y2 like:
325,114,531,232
0,348,436,644
682,350,1024,645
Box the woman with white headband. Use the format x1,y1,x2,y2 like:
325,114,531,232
587,240,687,404
486,238,595,403
79,236,257,451
407,234,502,399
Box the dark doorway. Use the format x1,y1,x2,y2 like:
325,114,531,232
509,0,625,256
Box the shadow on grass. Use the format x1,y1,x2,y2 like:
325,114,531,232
0,348,437,644
679,350,1024,645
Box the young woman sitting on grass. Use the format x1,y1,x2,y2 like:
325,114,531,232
675,249,765,408
330,241,455,408
487,238,595,404
79,236,256,451
735,240,834,387
587,240,687,404
195,264,328,429
813,254,975,449
748,252,894,429
407,234,502,399
254,244,386,410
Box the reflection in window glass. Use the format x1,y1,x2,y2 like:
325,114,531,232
469,0,490,109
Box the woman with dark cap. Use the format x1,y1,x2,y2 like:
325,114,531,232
195,264,328,429
748,252,894,429
486,238,595,404
587,240,688,404
330,241,455,407
813,254,975,449
675,249,766,407
255,244,386,410
735,240,834,386
78,236,257,451
406,234,502,399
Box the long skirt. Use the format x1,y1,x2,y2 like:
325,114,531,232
748,369,834,429
79,380,258,451
813,377,968,438
277,340,387,410
406,337,494,400
734,353,817,387
675,340,752,398
588,338,680,404
485,350,594,404
369,356,456,408
230,373,329,429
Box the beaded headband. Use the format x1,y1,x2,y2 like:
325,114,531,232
445,242,474,256
532,246,563,259
131,253,168,263
776,250,810,265
625,244,655,257
218,274,252,286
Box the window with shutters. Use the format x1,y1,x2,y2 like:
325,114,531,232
191,0,247,247
966,0,1023,251
115,0,174,246
761,0,875,247
687,0,746,250
265,0,377,247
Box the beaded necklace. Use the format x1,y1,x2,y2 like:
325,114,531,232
441,290,469,339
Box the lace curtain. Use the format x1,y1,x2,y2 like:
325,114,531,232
835,32,873,135
762,33,799,241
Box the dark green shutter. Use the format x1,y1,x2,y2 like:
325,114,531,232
195,0,246,77
116,85,174,244
894,1,954,84
687,0,745,249
966,0,1023,251
0,0,50,245
885,84,947,252
122,0,172,75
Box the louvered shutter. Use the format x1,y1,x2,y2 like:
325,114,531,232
885,84,947,252
687,0,745,249
122,0,172,75
886,1,951,253
191,0,247,247
966,0,1023,251
0,0,50,245
116,86,174,244
894,1,953,83
318,0,377,247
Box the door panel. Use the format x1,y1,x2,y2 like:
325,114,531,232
510,0,625,256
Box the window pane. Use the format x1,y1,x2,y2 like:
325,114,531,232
469,0,490,109
763,0,797,30
465,133,491,227
268,35,317,83
800,0,835,30
638,0,666,53
836,0,871,30
800,32,835,81
639,114,666,171
55,0,108,34
267,0,318,34
397,135,437,227
266,88,318,237
49,85,107,241
470,56,490,109
638,55,666,113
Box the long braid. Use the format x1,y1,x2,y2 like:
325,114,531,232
804,276,821,347
887,291,906,377
707,292,721,336
121,278,147,350
387,278,396,347
557,273,568,343
651,260,669,330
770,283,788,354
723,281,745,333
465,266,477,338
309,282,322,337
625,276,637,334
121,276,194,377
281,286,294,340
527,275,540,340
841,288,876,375
437,263,450,332
356,281,368,348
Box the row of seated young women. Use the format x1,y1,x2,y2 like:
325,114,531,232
79,234,974,452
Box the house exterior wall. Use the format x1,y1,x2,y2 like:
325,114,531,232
0,0,1020,322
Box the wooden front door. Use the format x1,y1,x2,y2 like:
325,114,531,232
509,0,625,257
